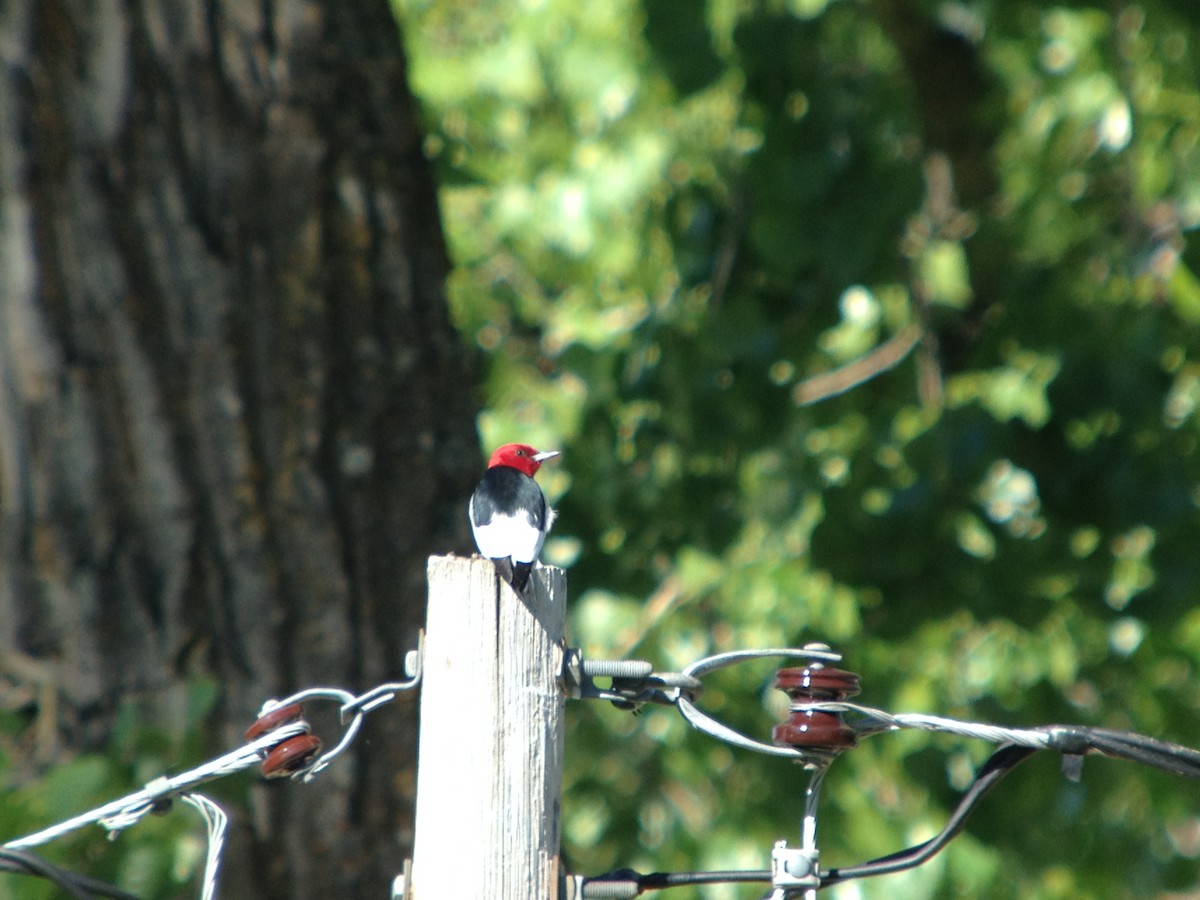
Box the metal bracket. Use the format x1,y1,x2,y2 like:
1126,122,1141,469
771,840,820,891
561,647,700,709
391,858,413,900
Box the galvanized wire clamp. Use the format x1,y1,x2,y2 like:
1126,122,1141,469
561,643,845,764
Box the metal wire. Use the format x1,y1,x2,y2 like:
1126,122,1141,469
0,847,139,899
264,633,423,782
819,744,1039,887
1,658,423,900
11,638,1200,898
180,794,228,900
4,722,310,852
814,702,1058,749
574,644,1200,896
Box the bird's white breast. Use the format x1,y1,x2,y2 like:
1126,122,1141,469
469,506,552,564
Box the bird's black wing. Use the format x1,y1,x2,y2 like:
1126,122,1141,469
470,466,547,528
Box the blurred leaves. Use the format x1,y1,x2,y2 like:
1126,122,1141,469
402,0,1200,896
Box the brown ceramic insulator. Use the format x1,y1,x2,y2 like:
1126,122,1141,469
772,665,862,751
772,709,857,750
245,702,307,742
261,734,323,779
775,666,861,701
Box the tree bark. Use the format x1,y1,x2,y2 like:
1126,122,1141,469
0,1,479,896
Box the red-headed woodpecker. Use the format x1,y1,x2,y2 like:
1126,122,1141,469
469,443,559,592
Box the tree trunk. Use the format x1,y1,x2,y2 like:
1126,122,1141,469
0,1,479,896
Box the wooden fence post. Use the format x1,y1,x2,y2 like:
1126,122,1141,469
408,555,567,899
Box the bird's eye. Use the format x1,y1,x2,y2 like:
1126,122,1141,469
516,449,526,456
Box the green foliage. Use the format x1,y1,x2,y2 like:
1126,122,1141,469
0,678,225,899
396,1,1200,896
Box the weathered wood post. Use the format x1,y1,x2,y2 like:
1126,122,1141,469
408,555,567,899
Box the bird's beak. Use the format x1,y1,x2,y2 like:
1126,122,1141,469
533,450,560,462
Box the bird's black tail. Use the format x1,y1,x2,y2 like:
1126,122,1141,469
491,557,533,593
511,561,533,592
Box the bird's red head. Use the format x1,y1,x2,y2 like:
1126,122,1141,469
487,443,559,477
